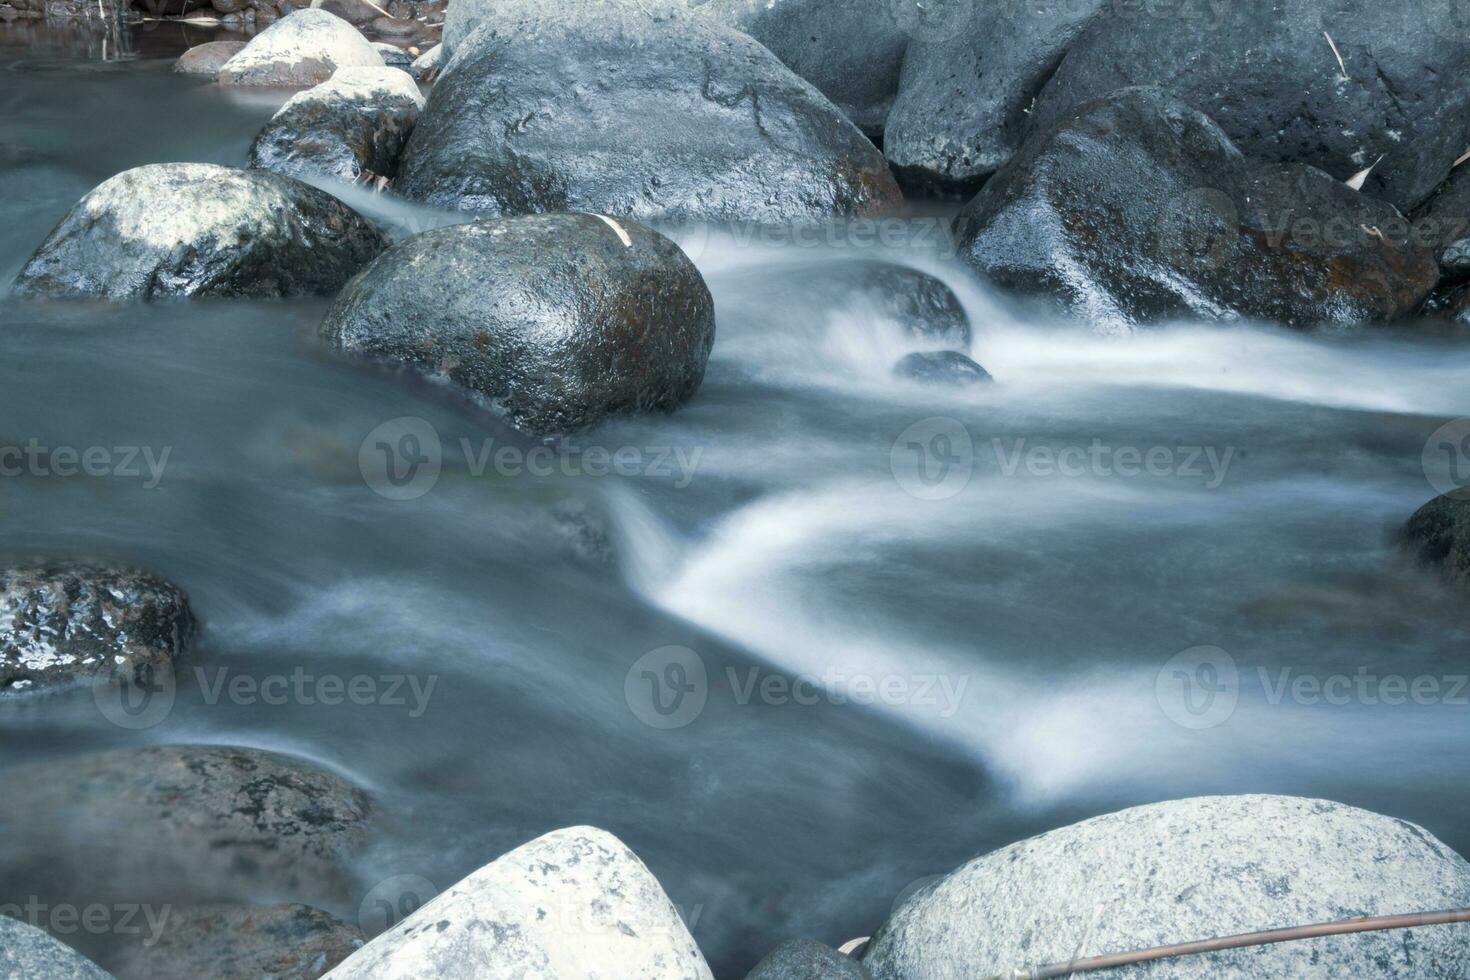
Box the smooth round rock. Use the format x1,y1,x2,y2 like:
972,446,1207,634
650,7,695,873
321,213,716,434
248,66,424,182
863,795,1470,980
1403,492,1470,589
893,350,990,387
745,939,870,979
0,560,194,696
407,41,440,80
218,8,383,87
0,917,114,980
173,39,247,77
14,163,386,300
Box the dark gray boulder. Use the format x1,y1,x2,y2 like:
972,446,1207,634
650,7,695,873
372,41,412,69
0,745,373,911
0,917,114,980
13,163,386,300
1411,166,1470,282
101,904,364,980
893,350,990,387
321,213,716,434
695,0,910,136
0,560,194,696
248,66,424,182
1403,492,1470,589
884,0,1102,195
745,939,870,979
953,88,1439,333
402,1,900,223
173,39,247,77
1027,0,1470,212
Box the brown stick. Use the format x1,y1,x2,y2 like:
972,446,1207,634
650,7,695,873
1018,908,1470,979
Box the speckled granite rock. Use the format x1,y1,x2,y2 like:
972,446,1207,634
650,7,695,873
0,745,373,911
322,826,712,979
0,916,115,980
173,40,247,77
862,795,1470,979
101,904,363,980
745,939,869,979
321,213,715,435
0,560,194,696
218,8,382,86
248,66,424,182
1402,493,1470,589
13,163,386,300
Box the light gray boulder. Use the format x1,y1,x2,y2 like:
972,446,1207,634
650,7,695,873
863,795,1470,979
13,163,386,300
0,917,114,980
173,39,247,77
322,826,713,979
407,41,440,80
218,8,382,86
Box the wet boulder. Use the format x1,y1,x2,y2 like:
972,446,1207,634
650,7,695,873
401,1,900,223
0,560,194,696
863,795,1470,980
1027,1,1470,212
101,904,364,980
1402,492,1470,589
745,939,869,979
321,213,715,435
173,39,247,77
321,826,713,979
893,350,990,387
372,40,412,69
884,0,1102,195
695,0,910,136
0,916,114,980
14,163,386,300
953,88,1439,333
217,8,382,87
249,66,424,182
1411,166,1470,283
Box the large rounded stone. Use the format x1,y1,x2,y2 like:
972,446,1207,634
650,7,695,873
1402,492,1470,589
745,939,869,979
321,213,715,434
0,560,194,696
0,916,114,980
321,826,713,979
863,795,1470,979
249,66,424,182
218,8,382,87
402,0,900,223
13,163,386,300
173,39,247,77
0,745,374,912
953,87,1438,333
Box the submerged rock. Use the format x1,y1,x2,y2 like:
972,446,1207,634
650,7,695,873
1026,1,1470,212
321,213,715,435
218,8,382,86
863,795,1470,979
745,939,869,979
400,1,900,223
249,66,424,182
14,163,386,300
0,745,373,911
173,39,247,77
0,560,194,696
893,350,990,387
1402,493,1470,589
321,826,713,979
0,916,114,980
953,88,1438,333
102,904,364,980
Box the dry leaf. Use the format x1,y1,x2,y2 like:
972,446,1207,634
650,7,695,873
1345,154,1384,191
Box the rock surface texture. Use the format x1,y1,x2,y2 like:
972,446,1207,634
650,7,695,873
745,939,870,979
0,917,115,980
953,88,1438,333
321,213,715,434
14,163,386,300
173,39,247,77
322,826,714,979
1403,492,1470,589
0,560,194,695
217,8,383,86
402,0,900,223
863,795,1470,979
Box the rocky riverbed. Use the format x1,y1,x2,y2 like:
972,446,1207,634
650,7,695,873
4,3,1470,978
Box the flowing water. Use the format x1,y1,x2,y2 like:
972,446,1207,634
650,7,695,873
2,26,1470,978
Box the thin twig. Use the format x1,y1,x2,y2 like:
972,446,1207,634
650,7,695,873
1323,30,1348,79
